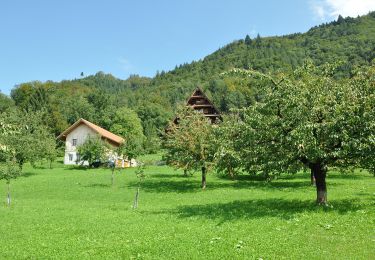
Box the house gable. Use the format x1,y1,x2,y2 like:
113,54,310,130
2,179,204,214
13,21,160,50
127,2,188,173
65,124,97,153
58,118,124,146
174,87,222,124
58,118,125,165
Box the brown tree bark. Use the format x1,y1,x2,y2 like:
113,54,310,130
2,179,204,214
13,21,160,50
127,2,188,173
201,166,207,189
228,166,235,180
311,163,327,204
310,168,316,186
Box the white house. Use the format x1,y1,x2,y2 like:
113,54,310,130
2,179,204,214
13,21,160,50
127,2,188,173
57,118,135,167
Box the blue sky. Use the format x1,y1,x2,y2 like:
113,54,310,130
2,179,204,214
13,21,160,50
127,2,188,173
1,0,374,95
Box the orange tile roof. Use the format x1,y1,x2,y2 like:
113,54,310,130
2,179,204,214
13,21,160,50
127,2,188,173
57,118,124,146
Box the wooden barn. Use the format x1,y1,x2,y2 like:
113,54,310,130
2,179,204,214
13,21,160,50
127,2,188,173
175,87,222,124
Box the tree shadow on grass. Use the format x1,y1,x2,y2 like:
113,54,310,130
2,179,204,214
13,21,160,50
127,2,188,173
229,180,317,190
64,166,89,171
217,172,314,182
327,174,364,180
30,165,48,170
217,174,269,181
126,179,202,193
149,173,189,179
20,172,37,178
168,198,362,222
125,177,335,193
83,183,111,188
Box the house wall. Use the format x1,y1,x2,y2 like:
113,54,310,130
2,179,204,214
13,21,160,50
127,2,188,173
63,123,136,167
63,124,97,165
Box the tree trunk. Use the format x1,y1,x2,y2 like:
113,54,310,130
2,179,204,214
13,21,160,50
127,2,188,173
133,187,139,209
310,168,316,186
228,166,235,180
201,167,206,189
311,163,327,204
7,182,11,206
111,168,115,186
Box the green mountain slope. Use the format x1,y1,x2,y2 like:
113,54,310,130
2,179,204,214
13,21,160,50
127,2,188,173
9,12,375,138
65,12,375,112
153,12,375,83
118,12,370,113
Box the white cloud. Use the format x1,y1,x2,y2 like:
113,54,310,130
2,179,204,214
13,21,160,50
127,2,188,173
311,1,327,20
310,0,375,21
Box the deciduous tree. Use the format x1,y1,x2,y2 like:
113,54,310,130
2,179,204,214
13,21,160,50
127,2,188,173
212,115,242,179
111,107,145,162
224,62,375,204
163,107,215,189
1,109,56,169
0,116,21,206
77,135,108,167
0,158,21,206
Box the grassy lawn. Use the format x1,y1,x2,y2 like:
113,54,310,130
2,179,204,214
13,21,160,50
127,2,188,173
0,159,374,259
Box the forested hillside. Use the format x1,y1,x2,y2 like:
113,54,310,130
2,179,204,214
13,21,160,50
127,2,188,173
149,12,375,109
3,12,375,151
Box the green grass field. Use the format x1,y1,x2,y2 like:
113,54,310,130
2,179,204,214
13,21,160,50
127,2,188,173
0,157,374,259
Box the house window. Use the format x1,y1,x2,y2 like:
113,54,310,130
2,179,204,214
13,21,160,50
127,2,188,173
72,139,77,146
76,153,80,162
68,154,73,161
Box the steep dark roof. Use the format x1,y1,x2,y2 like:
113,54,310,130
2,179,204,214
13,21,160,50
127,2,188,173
186,87,222,122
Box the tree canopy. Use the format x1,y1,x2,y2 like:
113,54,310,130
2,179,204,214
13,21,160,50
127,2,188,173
163,107,215,189
77,135,109,167
111,107,145,160
0,109,56,169
222,62,375,203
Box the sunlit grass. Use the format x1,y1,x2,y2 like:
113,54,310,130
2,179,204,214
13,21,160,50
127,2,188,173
0,159,374,259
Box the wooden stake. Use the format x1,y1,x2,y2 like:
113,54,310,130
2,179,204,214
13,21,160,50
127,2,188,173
133,187,139,209
7,182,10,206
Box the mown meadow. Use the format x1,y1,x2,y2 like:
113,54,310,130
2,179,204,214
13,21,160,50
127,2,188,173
0,156,374,259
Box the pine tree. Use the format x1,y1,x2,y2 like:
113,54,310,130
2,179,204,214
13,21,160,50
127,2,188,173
245,34,252,45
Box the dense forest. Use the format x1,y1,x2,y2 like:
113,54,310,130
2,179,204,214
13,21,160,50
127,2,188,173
2,12,375,152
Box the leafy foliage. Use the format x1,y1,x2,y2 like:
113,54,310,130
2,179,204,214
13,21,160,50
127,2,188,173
0,157,21,206
77,135,109,167
163,107,215,188
0,158,21,184
0,93,14,113
0,109,56,169
212,114,242,179
111,107,145,159
349,66,375,174
222,62,375,203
